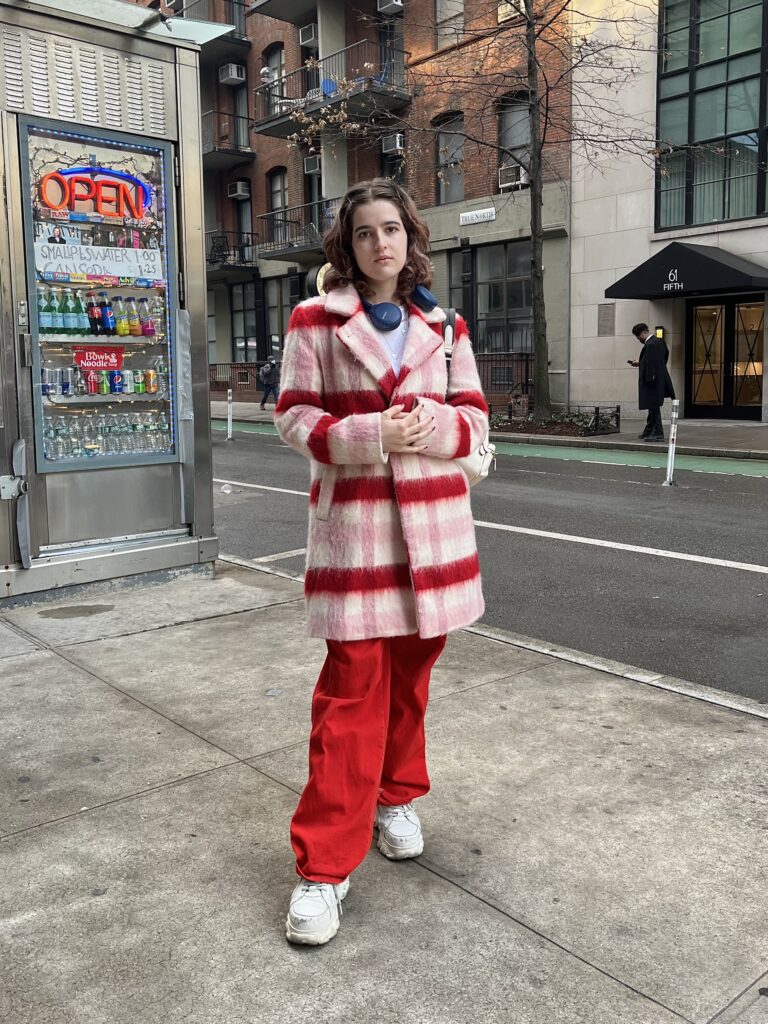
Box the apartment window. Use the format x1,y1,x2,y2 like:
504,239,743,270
381,139,406,184
232,281,257,363
233,83,250,149
436,114,464,205
265,276,293,356
380,20,405,89
207,288,216,364
474,241,533,354
264,45,285,116
498,0,524,22
269,168,288,212
498,95,530,184
436,0,464,48
448,251,465,314
236,197,254,261
656,0,766,228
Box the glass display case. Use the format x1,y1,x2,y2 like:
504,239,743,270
21,121,178,471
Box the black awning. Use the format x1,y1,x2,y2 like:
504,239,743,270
605,241,768,300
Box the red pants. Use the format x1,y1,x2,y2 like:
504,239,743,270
291,633,447,884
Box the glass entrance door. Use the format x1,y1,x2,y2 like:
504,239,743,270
686,297,764,418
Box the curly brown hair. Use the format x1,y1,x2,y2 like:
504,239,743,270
322,178,432,300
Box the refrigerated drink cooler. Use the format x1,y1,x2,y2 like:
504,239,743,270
0,0,225,601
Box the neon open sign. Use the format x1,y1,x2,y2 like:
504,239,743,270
39,166,153,219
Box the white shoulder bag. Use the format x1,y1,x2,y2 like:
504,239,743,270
444,309,496,486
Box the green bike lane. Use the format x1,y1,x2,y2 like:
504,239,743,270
211,418,768,478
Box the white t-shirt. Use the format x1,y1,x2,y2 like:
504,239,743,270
371,307,409,375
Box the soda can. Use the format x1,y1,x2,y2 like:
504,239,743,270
122,369,135,394
133,369,146,394
109,370,124,394
85,369,101,395
41,367,58,396
98,370,111,395
60,367,75,397
145,369,158,394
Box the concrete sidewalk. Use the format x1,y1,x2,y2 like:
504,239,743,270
2,562,767,1024
211,400,768,460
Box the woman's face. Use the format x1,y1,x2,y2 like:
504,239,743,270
350,200,408,295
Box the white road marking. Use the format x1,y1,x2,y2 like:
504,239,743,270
473,520,768,575
213,478,768,575
214,478,310,497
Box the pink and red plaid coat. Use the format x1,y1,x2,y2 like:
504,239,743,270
274,283,488,641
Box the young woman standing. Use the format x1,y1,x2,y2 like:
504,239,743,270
274,179,488,945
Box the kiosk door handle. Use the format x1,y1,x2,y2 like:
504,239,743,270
2,439,32,568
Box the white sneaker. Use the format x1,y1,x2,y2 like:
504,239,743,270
285,877,349,946
375,802,424,860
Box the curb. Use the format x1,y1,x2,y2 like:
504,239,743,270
209,410,768,462
218,556,768,723
488,431,768,461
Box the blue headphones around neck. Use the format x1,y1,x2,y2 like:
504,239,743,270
361,284,438,331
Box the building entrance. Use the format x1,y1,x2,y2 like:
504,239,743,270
685,296,764,419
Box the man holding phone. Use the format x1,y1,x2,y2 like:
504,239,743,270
629,323,675,442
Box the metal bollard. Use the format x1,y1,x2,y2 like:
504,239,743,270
226,388,233,442
662,398,680,487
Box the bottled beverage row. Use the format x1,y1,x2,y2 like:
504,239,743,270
37,286,166,339
42,363,170,397
43,411,173,461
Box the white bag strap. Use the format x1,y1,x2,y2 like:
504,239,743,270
443,308,456,360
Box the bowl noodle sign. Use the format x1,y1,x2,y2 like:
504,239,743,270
38,166,153,220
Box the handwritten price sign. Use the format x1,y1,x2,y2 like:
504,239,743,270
73,347,125,370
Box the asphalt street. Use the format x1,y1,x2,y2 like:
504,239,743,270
211,425,768,702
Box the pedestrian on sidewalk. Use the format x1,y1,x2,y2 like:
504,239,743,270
274,178,488,946
259,356,280,409
630,323,675,442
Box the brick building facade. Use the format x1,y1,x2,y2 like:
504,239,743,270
139,0,573,407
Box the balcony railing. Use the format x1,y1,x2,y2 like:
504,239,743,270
206,231,258,266
182,0,247,37
201,111,252,156
253,39,409,125
257,198,342,255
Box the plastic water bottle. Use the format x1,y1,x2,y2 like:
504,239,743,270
157,411,171,451
150,296,166,338
116,414,132,453
52,416,70,459
43,417,57,460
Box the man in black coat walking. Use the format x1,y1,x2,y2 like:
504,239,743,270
630,323,676,442
259,357,280,410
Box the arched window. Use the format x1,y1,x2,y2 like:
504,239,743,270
263,45,285,116
436,0,464,48
498,95,531,189
435,113,464,205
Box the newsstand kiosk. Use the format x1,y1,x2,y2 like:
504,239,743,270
0,0,224,601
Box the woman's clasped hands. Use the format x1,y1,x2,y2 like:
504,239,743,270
381,404,436,454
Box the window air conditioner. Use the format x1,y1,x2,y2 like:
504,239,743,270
299,23,319,48
227,179,251,200
303,155,322,175
382,133,405,155
377,0,403,13
219,63,246,86
498,164,529,190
